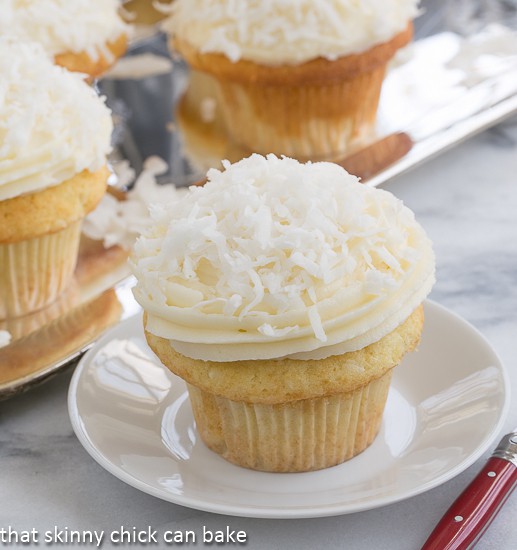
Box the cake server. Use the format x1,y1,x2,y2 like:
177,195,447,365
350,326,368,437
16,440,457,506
421,427,517,550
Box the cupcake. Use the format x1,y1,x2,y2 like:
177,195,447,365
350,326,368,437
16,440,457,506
131,154,435,472
0,0,129,79
163,0,418,160
0,40,113,319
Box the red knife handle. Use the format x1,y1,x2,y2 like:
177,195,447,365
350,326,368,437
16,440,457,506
421,457,517,550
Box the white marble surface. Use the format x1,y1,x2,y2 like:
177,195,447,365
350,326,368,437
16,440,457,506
1,117,517,549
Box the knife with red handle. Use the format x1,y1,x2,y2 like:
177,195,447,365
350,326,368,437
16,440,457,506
421,430,517,550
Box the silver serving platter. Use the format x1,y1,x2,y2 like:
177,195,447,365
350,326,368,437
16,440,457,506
2,6,517,399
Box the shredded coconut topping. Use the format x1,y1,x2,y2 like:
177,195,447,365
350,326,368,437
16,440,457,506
0,0,129,60
0,39,113,201
83,157,188,250
163,0,420,64
131,154,435,361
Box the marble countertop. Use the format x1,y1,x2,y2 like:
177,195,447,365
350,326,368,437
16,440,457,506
2,117,517,549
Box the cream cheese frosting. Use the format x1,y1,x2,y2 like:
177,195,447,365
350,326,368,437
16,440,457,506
0,40,113,202
163,0,420,65
0,0,129,61
131,154,435,362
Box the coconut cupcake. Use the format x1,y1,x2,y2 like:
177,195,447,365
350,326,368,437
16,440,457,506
164,0,418,160
131,154,435,472
0,40,113,319
0,0,129,79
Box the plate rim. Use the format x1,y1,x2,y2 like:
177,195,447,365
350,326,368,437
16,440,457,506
68,299,511,519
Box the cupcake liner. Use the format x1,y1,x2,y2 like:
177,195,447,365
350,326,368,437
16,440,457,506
214,64,386,159
186,369,393,473
176,25,412,160
0,220,82,319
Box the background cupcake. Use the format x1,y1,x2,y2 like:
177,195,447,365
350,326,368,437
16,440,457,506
131,154,435,472
0,0,129,79
0,40,113,319
164,0,419,160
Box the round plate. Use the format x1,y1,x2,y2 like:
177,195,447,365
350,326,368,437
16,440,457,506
68,301,509,518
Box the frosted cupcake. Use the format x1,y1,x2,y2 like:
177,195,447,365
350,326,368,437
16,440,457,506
0,0,129,79
0,40,113,319
131,154,435,472
163,0,418,159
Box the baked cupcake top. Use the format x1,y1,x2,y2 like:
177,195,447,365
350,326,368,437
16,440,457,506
163,0,420,64
132,154,435,362
0,40,113,201
0,0,129,61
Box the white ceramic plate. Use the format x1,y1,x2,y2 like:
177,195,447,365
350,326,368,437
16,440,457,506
68,301,509,519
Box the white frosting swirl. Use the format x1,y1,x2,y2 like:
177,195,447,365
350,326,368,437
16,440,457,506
163,0,420,65
131,154,435,362
0,0,129,60
0,40,113,202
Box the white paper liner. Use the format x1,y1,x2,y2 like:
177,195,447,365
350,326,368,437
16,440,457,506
186,369,393,472
214,67,385,159
0,220,82,319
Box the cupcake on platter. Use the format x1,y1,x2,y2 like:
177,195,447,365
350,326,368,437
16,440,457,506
163,0,419,160
0,40,113,319
131,154,435,472
0,0,129,79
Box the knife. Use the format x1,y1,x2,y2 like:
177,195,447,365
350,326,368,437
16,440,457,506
421,428,517,550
